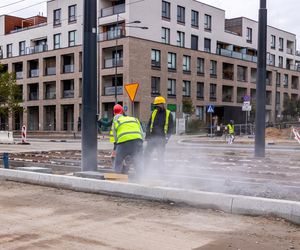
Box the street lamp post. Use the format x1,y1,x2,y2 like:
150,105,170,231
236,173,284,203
255,0,267,158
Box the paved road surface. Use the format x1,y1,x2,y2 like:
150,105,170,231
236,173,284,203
0,181,299,250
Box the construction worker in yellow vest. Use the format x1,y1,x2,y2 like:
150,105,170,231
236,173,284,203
227,120,235,144
144,96,173,169
111,104,144,174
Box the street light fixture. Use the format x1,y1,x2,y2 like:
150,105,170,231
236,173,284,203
114,14,148,104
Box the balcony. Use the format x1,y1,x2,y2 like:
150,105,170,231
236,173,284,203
26,44,48,54
287,48,293,55
104,86,123,96
104,58,123,68
217,48,257,63
100,4,125,17
45,91,56,100
63,65,74,73
16,71,23,79
287,64,300,72
98,29,125,41
29,69,39,78
45,67,56,76
63,90,74,98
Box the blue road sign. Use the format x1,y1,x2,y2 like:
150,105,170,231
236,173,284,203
207,105,214,113
243,95,250,102
124,105,128,111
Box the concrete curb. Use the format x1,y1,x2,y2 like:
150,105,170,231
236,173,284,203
0,168,299,225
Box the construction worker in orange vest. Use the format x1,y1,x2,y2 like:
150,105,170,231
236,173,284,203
144,96,173,169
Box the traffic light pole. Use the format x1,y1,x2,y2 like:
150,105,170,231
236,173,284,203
255,0,267,157
81,0,98,171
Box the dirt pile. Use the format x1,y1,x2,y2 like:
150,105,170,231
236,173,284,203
265,127,292,139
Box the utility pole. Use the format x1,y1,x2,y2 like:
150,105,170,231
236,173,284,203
255,0,267,157
81,0,98,171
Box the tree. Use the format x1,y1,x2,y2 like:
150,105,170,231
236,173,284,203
282,96,297,120
0,64,22,118
182,97,194,115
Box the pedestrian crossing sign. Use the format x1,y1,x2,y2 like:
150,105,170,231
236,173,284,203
207,105,214,113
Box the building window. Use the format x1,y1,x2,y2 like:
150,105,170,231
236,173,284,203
6,44,12,58
53,9,61,26
246,27,252,43
191,10,199,28
197,82,204,100
195,106,204,120
191,35,198,50
183,55,191,72
210,83,217,101
68,30,76,47
68,5,77,23
279,56,283,68
210,60,217,76
162,27,170,44
204,38,211,52
151,77,160,96
271,35,276,49
151,49,161,68
279,37,284,51
168,79,176,97
204,14,212,31
177,31,185,47
197,57,204,75
284,74,288,88
237,65,247,81
177,6,185,24
268,53,275,66
162,1,170,20
54,34,61,49
19,41,25,56
168,52,176,70
183,80,191,97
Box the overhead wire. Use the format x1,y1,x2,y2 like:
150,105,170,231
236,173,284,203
0,0,26,9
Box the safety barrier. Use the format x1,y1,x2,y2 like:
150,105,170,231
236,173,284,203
0,131,14,144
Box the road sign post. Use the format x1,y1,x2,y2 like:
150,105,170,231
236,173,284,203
207,105,214,137
242,97,251,135
124,83,139,116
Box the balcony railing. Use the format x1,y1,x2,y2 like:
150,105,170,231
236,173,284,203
26,44,48,54
100,4,125,17
104,58,123,68
98,29,125,41
104,86,123,96
63,90,74,98
29,69,39,78
45,91,56,99
286,48,293,55
16,71,23,79
217,48,257,63
63,65,74,73
287,64,300,72
45,67,56,76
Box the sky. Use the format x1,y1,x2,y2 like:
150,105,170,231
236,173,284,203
0,0,299,48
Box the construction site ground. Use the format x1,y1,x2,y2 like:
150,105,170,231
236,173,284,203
0,180,299,250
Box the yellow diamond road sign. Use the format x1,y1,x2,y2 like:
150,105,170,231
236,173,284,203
125,83,139,102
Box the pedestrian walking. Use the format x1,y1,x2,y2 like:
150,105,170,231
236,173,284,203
227,120,235,144
144,96,173,169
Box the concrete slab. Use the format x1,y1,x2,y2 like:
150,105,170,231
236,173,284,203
74,171,105,180
15,166,52,174
0,168,299,225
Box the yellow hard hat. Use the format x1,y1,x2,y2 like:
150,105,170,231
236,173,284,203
153,96,166,105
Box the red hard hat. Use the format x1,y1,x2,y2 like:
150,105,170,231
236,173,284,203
113,104,123,115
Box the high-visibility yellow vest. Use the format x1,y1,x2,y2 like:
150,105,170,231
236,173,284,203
109,129,115,143
113,115,143,144
228,124,234,134
150,109,171,135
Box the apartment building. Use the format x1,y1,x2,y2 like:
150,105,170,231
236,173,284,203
0,0,300,132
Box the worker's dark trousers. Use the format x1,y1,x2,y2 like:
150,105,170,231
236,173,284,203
143,136,166,169
114,139,143,174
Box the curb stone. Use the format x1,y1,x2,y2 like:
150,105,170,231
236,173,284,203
0,168,299,225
